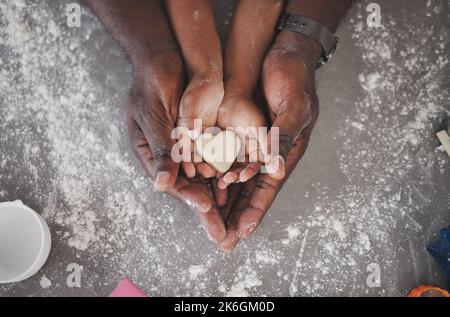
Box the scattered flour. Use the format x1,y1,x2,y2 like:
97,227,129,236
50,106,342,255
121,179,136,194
255,250,280,265
188,265,207,280
281,224,301,245
39,275,52,289
0,1,147,253
0,0,449,297
225,269,263,297
332,220,347,241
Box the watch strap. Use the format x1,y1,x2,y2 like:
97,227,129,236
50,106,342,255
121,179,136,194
277,14,339,68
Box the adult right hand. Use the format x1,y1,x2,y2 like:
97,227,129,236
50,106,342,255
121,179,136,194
126,51,227,242
126,51,183,192
86,0,227,242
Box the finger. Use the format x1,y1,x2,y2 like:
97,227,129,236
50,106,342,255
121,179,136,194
224,171,239,184
236,174,280,238
220,141,261,186
182,162,196,178
219,228,240,252
236,129,313,239
265,155,285,180
127,117,156,178
167,178,226,243
234,177,257,212
219,209,241,252
266,95,316,180
219,179,256,252
198,205,227,243
181,135,195,177
238,162,261,182
219,182,244,220
135,101,179,192
168,178,213,213
196,162,216,178
217,171,239,190
217,162,247,190
211,178,228,208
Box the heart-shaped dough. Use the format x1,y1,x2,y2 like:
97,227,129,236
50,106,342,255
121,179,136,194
195,130,242,173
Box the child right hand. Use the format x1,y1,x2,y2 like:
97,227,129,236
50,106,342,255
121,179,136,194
177,74,225,179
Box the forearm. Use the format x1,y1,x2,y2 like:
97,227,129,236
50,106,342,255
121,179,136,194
224,0,283,97
85,0,179,67
272,0,354,70
165,0,222,80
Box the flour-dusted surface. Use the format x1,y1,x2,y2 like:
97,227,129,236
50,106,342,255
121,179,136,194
1,0,449,296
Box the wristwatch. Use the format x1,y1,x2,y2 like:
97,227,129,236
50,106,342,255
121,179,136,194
277,14,339,68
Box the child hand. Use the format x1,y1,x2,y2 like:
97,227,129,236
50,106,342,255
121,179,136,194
177,74,225,179
216,92,267,189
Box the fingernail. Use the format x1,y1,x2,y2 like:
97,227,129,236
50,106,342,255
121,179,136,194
237,223,257,238
218,182,227,190
223,173,235,183
219,233,240,252
185,197,211,213
269,156,285,179
239,169,258,182
219,244,236,253
198,202,212,213
154,171,171,191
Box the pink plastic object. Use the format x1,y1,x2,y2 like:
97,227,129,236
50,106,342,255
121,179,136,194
109,278,147,297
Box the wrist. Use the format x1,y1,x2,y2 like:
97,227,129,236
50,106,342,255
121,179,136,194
223,76,254,100
190,67,223,85
132,48,184,103
271,30,323,72
130,39,181,69
185,52,223,80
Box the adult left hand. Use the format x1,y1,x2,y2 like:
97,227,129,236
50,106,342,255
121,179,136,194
218,34,322,251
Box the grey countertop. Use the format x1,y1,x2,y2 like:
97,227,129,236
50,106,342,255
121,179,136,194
0,0,449,296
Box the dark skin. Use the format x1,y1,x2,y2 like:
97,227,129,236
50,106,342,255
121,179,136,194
217,0,283,189
85,0,182,190
219,0,354,251
85,0,227,242
165,0,224,180
85,0,353,251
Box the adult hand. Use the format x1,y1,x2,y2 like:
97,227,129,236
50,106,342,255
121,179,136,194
126,52,226,242
218,34,322,251
126,52,182,192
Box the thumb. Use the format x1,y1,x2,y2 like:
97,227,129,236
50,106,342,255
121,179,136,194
138,106,179,192
265,95,317,180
